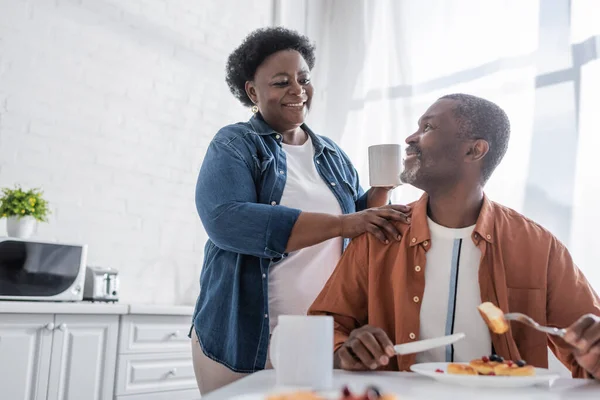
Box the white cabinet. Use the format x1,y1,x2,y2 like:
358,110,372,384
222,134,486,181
47,314,119,400
0,314,53,400
0,303,197,400
0,313,119,400
115,315,199,400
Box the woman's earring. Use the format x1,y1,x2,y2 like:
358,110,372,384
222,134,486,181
251,105,259,114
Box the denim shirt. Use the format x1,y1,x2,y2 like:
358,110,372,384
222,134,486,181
192,114,369,372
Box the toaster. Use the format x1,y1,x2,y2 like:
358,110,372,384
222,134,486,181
83,266,119,302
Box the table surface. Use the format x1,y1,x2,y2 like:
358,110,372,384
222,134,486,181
202,369,600,400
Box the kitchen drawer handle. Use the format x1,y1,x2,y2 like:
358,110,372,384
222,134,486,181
57,323,67,331
168,368,177,376
44,323,55,331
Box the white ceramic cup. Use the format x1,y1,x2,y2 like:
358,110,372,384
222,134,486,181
270,315,333,390
368,144,403,187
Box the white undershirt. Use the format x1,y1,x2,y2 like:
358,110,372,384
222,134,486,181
415,217,491,363
268,136,343,332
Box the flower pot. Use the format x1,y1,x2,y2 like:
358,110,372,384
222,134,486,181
6,216,37,238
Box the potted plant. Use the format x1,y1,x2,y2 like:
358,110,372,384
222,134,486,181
0,186,50,238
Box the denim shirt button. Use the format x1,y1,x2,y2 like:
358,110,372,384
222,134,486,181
262,273,266,279
279,170,284,175
330,182,336,186
275,134,281,139
264,314,268,318
270,201,276,206
316,160,320,164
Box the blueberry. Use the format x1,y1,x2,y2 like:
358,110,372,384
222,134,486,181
366,385,382,399
489,354,504,362
516,360,527,367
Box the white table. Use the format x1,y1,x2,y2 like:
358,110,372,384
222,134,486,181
202,370,600,400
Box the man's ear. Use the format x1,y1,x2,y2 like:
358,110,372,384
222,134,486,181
466,139,489,163
245,81,258,105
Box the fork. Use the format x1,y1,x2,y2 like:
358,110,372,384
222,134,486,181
504,312,567,337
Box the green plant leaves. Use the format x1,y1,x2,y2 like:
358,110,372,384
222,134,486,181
0,185,50,222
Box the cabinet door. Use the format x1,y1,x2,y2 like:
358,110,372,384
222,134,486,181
0,314,54,400
46,314,119,400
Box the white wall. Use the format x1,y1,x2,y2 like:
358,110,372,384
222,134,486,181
0,0,273,305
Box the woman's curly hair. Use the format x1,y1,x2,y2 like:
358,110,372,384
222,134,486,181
225,27,316,107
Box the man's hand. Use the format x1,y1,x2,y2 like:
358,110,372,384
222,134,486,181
563,313,600,379
334,325,396,371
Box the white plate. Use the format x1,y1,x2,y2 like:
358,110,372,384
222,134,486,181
410,362,560,388
394,333,465,355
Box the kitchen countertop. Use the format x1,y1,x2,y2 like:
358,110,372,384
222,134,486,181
128,303,194,315
0,301,194,315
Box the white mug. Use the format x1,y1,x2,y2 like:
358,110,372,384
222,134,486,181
368,144,403,187
270,315,333,390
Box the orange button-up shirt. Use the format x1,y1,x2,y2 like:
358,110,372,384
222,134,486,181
309,194,600,378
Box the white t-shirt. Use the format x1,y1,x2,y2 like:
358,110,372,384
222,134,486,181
415,217,491,363
268,136,343,332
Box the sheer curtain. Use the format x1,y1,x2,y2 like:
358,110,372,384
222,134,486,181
277,0,600,293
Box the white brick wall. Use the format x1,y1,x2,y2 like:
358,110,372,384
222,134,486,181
0,0,273,305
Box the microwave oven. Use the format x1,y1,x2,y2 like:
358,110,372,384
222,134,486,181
0,237,88,301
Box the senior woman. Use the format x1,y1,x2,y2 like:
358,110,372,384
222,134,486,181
191,27,410,394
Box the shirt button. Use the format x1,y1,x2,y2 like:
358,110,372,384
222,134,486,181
270,201,276,206
411,238,416,243
486,234,491,240
316,160,320,164
262,273,266,279
279,170,284,175
423,240,429,246
413,296,420,303
275,134,281,139
414,265,421,272
264,314,268,318
409,333,416,340
474,233,479,239
330,182,336,186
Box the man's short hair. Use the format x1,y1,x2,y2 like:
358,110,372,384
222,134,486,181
440,94,511,183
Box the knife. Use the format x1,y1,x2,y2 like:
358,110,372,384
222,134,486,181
393,332,466,355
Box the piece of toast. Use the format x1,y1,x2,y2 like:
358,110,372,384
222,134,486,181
478,302,509,334
447,363,478,375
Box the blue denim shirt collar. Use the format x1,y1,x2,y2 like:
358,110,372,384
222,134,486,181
248,113,337,156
